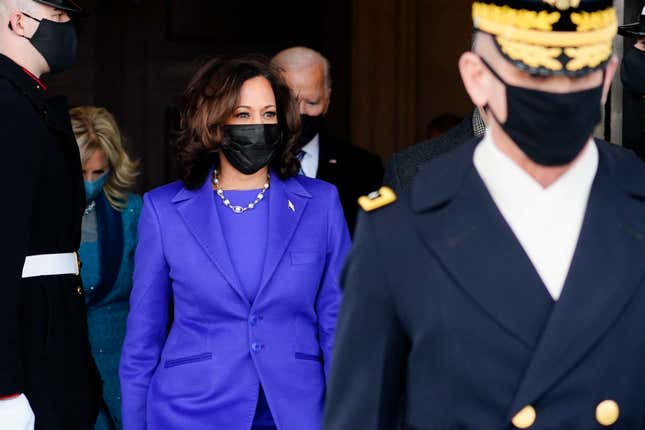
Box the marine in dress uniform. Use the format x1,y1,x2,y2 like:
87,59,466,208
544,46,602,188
0,1,100,429
323,1,645,429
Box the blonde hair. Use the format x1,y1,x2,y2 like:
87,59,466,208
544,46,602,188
70,106,140,211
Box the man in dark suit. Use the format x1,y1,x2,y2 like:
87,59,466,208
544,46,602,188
618,5,645,159
0,1,100,429
272,47,384,234
323,1,644,429
384,108,486,191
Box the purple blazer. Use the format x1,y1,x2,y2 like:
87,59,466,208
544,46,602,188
119,172,351,430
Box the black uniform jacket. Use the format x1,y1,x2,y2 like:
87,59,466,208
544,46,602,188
0,54,100,429
324,137,645,430
316,132,384,235
383,110,485,192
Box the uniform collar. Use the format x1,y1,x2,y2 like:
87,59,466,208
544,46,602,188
20,66,47,91
411,136,645,213
0,54,48,99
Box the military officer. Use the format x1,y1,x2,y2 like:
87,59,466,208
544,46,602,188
0,1,100,429
618,3,645,96
323,1,645,429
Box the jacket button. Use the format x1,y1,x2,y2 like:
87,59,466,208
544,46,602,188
251,342,263,353
596,400,619,426
512,405,536,429
76,286,83,297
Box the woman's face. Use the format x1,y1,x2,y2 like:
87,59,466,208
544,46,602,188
226,76,278,125
82,148,109,182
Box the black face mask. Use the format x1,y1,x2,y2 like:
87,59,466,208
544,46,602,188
621,48,645,96
298,114,323,147
20,12,78,74
480,58,603,166
221,124,281,175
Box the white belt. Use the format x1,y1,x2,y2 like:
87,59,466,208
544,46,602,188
22,253,80,279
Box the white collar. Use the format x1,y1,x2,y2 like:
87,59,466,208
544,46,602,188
299,134,320,178
473,131,598,300
301,134,320,157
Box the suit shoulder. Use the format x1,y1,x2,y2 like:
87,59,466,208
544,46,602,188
294,174,339,197
596,139,640,161
355,189,414,237
415,137,479,181
596,140,645,196
391,139,436,168
345,142,382,166
144,181,184,205
325,135,382,163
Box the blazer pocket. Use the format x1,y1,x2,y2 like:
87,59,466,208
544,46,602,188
290,251,324,266
295,352,324,363
164,352,213,369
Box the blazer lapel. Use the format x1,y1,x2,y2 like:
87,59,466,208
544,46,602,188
173,173,248,306
316,133,339,183
509,154,645,417
257,174,311,299
412,141,554,350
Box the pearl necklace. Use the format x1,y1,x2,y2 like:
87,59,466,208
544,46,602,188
212,169,270,214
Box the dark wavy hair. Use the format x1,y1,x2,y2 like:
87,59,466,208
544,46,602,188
176,55,301,189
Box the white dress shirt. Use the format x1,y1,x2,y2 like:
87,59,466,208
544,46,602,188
0,394,35,430
299,134,320,178
473,131,598,301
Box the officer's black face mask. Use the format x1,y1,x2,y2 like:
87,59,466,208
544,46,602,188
621,47,645,96
479,57,604,166
221,124,281,175
298,114,323,147
19,12,78,74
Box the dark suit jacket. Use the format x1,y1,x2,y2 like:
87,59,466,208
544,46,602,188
384,110,482,192
324,138,645,429
316,132,384,234
0,54,100,429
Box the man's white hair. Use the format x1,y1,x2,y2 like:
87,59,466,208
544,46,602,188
272,46,332,91
0,0,35,18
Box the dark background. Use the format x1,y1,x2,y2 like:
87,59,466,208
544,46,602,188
623,0,645,158
47,0,643,192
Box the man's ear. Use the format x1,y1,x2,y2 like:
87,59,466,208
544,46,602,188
8,12,28,37
323,88,332,115
601,55,618,104
459,51,491,109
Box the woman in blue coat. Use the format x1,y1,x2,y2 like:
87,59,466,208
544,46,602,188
119,56,351,430
70,106,142,430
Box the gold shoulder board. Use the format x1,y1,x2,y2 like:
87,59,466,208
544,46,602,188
358,187,397,212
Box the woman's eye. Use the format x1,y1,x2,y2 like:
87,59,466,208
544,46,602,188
235,112,250,119
264,111,276,118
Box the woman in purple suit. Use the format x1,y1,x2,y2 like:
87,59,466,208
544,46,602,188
119,56,351,430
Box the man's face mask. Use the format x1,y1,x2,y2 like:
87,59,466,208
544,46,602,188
480,57,604,166
298,114,324,147
15,11,78,74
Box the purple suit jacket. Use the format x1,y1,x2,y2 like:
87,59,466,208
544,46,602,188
119,172,351,430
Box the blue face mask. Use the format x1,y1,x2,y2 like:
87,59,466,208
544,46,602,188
84,171,110,202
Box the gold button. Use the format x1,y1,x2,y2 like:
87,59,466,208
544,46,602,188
76,286,83,297
512,405,536,429
596,400,619,426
